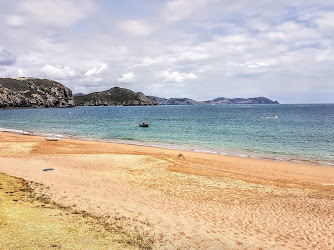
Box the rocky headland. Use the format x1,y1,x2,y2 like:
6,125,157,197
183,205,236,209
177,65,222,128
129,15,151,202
0,77,74,108
0,77,279,108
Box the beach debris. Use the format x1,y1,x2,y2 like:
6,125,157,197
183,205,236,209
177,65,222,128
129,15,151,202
45,137,61,141
43,168,54,171
177,153,185,159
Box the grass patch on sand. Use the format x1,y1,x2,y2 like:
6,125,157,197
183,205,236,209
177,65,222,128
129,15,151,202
0,173,153,249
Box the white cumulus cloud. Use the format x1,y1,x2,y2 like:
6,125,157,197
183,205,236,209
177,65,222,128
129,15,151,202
117,72,136,83
40,64,76,79
84,63,108,77
155,70,198,82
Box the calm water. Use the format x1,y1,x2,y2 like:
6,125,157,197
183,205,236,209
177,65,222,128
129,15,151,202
1,104,333,166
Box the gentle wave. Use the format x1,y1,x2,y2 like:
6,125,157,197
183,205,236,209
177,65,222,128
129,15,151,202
1,126,333,167
1,105,334,167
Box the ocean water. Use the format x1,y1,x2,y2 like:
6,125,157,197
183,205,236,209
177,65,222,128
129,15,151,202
0,104,333,166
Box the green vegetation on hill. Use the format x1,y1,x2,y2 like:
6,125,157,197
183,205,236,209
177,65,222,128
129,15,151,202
74,87,158,106
0,78,74,108
0,77,278,108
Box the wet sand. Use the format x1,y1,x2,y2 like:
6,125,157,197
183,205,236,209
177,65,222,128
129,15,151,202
0,131,333,249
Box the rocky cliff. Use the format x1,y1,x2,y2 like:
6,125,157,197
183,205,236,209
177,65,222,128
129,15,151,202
0,77,278,108
0,77,74,108
74,87,158,106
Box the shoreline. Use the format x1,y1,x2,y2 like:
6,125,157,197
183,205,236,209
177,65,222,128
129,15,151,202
1,130,334,189
1,127,333,168
1,131,334,248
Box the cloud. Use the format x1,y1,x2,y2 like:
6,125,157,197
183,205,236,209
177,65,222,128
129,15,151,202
40,64,76,79
164,0,215,23
84,63,108,77
314,12,334,33
0,66,24,78
1,1,334,103
5,15,24,28
117,72,136,83
118,19,155,37
155,70,198,82
22,0,95,27
0,49,17,66
83,63,109,83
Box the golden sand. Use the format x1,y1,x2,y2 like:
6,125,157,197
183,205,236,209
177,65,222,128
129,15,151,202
0,131,333,249
0,173,153,249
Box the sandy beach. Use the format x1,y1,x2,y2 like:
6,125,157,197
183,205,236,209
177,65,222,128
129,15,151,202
0,131,334,249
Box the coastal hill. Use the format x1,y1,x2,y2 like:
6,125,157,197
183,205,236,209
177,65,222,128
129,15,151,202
149,96,279,105
74,87,158,106
151,97,203,105
204,96,279,104
0,77,74,108
0,77,278,108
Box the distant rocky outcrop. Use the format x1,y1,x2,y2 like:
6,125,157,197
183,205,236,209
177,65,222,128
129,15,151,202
0,77,74,108
152,96,279,105
74,87,158,106
73,93,85,97
149,97,202,105
204,97,279,104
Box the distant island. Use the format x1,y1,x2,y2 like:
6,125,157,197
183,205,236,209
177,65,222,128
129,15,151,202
150,96,279,105
0,77,279,108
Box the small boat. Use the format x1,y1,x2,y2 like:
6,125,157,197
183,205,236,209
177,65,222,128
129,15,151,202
139,122,149,127
45,137,61,141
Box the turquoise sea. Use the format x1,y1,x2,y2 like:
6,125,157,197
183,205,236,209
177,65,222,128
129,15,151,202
0,104,333,166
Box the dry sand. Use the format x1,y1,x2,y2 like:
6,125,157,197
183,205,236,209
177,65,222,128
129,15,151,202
0,173,153,249
0,131,333,249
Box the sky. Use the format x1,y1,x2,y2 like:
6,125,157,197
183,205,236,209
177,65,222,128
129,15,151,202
0,0,334,103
